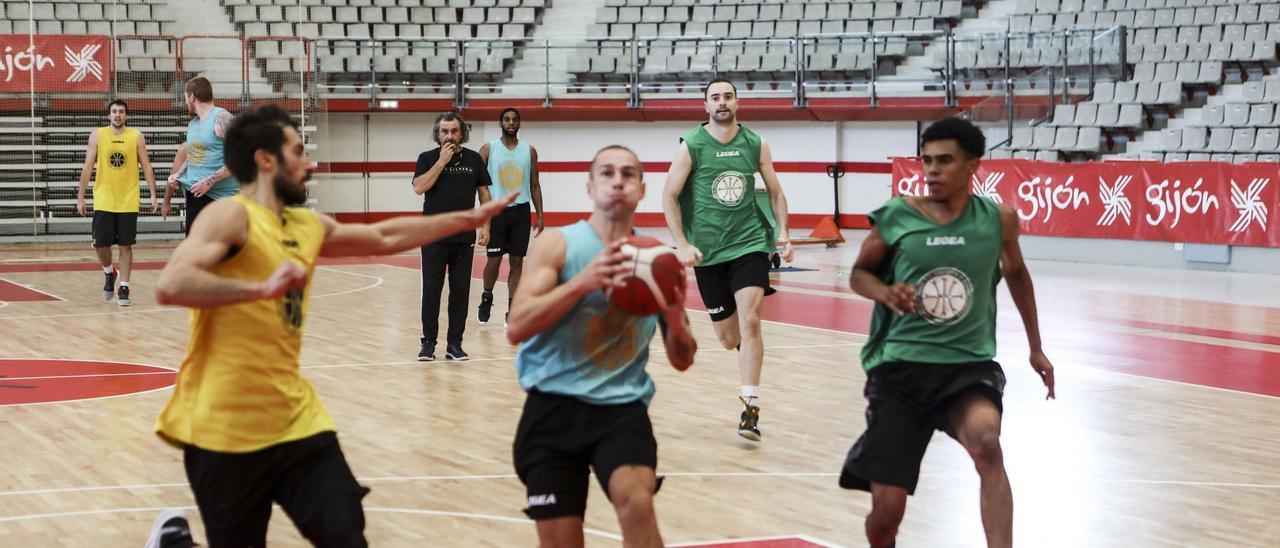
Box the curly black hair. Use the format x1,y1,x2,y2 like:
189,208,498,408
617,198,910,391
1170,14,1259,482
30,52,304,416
921,117,986,159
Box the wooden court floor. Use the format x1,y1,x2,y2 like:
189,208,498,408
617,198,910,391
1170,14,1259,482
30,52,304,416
1,231,1278,547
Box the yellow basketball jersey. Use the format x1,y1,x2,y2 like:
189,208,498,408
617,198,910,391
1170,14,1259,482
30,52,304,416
156,195,335,453
93,127,140,213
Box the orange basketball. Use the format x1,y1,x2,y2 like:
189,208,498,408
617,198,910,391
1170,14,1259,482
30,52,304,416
607,235,686,316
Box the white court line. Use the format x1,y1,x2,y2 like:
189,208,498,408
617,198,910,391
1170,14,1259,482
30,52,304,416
0,504,620,541
0,506,196,524
364,508,624,541
301,356,515,370
6,472,1280,500
669,533,847,548
0,371,174,381
0,359,177,408
1070,362,1280,401
299,341,858,371
0,305,178,321
0,275,66,301
0,267,381,322
313,266,384,298
0,381,178,408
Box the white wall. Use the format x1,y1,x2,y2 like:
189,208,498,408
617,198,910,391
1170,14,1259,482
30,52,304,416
311,113,916,218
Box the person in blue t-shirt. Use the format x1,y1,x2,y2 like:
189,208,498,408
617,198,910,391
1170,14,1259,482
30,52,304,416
506,145,697,547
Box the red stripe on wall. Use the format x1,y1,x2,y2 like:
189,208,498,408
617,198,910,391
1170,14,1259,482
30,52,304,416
319,160,892,175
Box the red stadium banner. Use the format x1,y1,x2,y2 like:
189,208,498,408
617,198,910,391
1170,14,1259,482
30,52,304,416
892,158,1280,248
0,35,111,92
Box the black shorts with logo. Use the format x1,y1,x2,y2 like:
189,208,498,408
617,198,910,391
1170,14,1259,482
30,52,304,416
512,389,660,520
183,432,371,547
692,251,774,322
91,210,138,248
839,360,1005,495
487,202,532,257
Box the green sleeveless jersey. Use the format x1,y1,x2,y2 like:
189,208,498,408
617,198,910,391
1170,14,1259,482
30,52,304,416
678,124,773,266
860,195,1004,371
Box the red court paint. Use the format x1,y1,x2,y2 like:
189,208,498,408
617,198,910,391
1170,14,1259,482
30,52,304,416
0,279,59,302
6,257,1279,397
0,359,175,406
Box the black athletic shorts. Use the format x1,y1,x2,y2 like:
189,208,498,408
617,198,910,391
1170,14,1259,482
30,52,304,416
487,202,532,257
91,211,137,248
512,389,660,520
183,431,371,547
184,189,216,236
839,360,1006,495
693,251,774,322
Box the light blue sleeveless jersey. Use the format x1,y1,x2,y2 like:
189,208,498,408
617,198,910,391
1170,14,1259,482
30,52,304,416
486,138,532,206
514,221,658,406
181,106,238,199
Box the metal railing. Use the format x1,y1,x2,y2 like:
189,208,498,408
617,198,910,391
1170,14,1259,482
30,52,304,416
303,26,1124,112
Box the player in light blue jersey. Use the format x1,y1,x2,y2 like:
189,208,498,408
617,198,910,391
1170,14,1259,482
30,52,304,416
478,107,544,328
506,145,696,547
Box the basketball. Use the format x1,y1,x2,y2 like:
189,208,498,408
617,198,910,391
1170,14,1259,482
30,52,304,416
607,235,687,316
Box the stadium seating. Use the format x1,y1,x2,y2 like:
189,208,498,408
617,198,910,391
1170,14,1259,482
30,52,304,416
987,0,1280,161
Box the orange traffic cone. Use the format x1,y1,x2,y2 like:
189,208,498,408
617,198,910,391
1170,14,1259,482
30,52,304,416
809,217,845,244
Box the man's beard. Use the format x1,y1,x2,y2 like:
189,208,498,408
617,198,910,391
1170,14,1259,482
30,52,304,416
504,126,518,137
274,171,310,206
110,121,124,129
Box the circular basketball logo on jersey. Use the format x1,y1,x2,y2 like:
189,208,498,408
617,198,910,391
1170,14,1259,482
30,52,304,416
915,267,974,326
499,162,524,192
711,171,747,206
584,307,641,371
109,151,126,169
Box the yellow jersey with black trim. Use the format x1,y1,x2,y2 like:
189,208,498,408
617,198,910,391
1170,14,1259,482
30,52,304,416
93,127,140,213
156,194,334,453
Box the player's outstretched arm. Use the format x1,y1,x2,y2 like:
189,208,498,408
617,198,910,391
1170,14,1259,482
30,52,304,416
998,205,1055,399
507,232,631,345
849,227,916,316
662,142,702,267
156,200,305,307
317,192,517,258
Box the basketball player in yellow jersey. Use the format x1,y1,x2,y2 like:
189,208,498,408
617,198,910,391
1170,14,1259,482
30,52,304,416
76,99,157,306
145,105,517,548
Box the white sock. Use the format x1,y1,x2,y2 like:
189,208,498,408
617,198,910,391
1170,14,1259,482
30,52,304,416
103,266,114,274
741,386,759,407
120,282,129,288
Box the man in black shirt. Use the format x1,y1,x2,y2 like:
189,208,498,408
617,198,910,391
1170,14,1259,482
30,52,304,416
412,112,494,362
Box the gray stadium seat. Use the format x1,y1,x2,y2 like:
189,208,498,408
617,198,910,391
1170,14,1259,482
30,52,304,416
1201,104,1225,127
1179,127,1207,151
1075,127,1102,152
1049,104,1076,126
1252,129,1279,153
1224,103,1249,127
1207,128,1234,152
